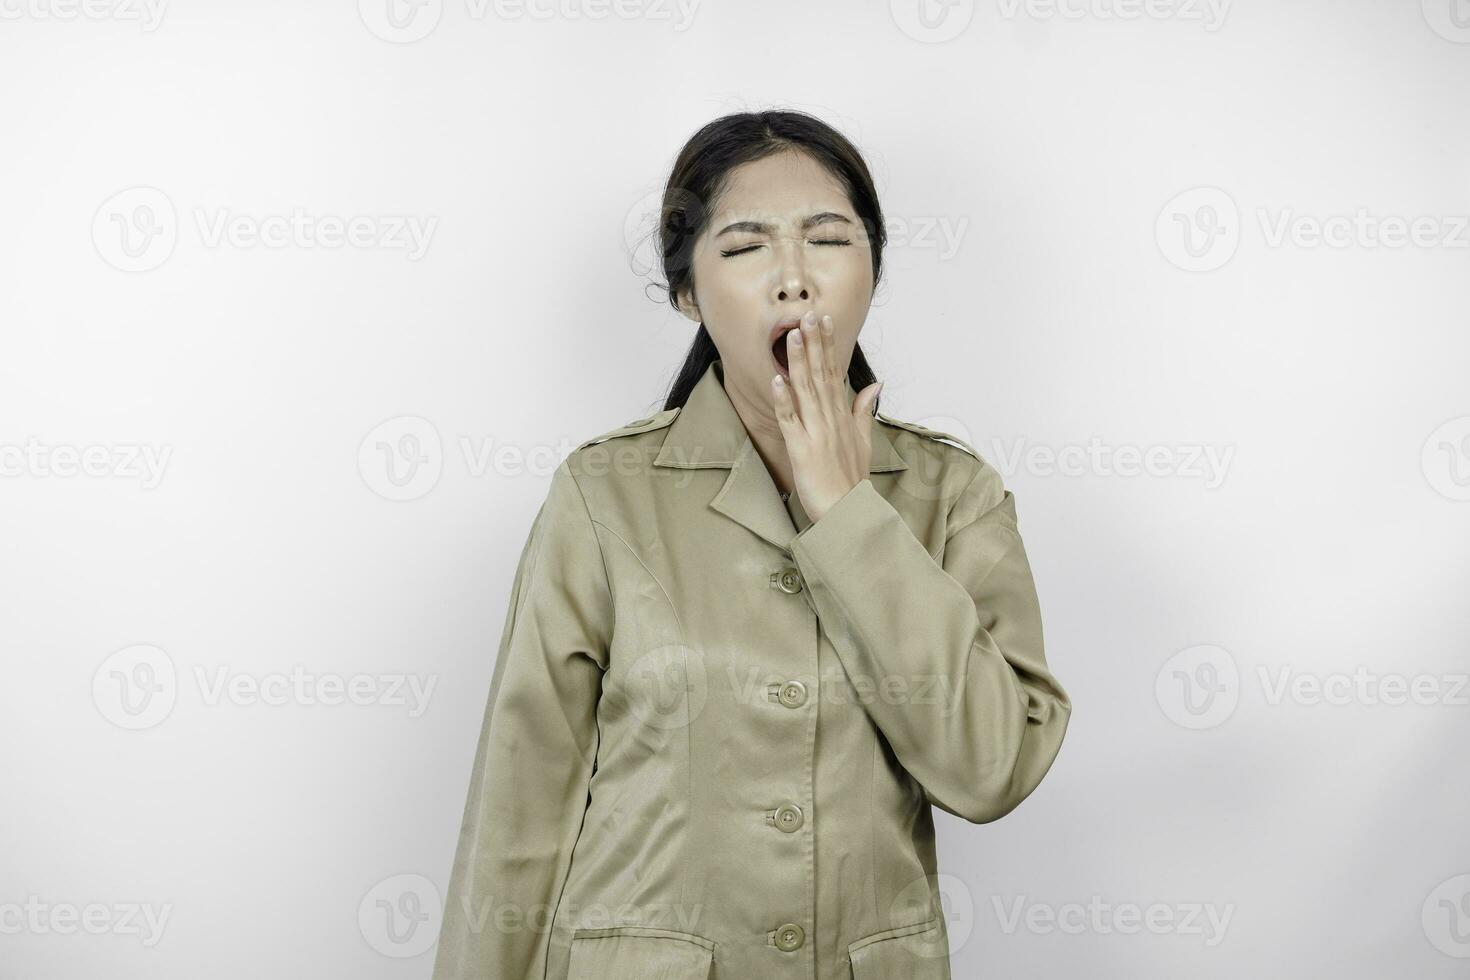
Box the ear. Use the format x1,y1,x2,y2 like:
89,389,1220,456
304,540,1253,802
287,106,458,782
674,285,702,324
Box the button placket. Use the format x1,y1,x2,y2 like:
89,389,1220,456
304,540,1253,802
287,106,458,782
760,557,813,964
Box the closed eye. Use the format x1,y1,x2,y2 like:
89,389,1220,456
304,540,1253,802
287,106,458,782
720,239,852,258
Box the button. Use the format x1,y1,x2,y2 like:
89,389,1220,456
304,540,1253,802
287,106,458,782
768,803,804,833
773,922,805,951
771,567,804,594
767,680,808,708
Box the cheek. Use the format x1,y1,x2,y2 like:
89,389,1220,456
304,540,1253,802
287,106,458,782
840,246,875,289
687,255,764,355
692,253,762,309
809,247,874,305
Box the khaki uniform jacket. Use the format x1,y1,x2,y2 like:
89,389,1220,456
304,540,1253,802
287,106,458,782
431,359,1071,980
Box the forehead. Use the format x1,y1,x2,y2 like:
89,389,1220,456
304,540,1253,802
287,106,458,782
712,150,850,221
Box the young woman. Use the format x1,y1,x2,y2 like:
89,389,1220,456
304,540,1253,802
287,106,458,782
432,110,1072,980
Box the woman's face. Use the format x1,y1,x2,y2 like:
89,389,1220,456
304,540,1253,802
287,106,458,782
676,149,875,413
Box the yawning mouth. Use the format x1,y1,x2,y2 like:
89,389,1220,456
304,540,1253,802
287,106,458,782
772,332,792,373
770,317,803,378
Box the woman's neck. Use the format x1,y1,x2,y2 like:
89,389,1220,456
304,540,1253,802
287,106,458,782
721,374,795,498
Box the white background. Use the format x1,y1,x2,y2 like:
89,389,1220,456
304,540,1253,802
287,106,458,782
2,0,1468,977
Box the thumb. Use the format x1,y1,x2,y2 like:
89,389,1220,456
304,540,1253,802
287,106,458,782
852,381,883,422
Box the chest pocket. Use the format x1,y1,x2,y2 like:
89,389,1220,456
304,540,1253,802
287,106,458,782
847,917,950,979
566,925,715,980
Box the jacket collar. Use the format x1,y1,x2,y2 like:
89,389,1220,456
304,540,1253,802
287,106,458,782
653,359,908,551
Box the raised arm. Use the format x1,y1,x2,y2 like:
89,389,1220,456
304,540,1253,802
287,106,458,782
788,465,1070,824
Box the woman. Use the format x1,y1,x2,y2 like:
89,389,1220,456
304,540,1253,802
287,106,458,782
431,110,1071,980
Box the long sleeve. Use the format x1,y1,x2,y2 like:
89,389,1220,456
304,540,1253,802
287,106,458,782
788,466,1071,825
432,458,613,980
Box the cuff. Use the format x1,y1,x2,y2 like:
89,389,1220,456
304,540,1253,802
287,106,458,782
790,478,900,568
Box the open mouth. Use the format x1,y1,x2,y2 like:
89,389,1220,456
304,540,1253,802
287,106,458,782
770,323,799,377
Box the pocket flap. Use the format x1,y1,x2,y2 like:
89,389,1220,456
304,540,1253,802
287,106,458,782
847,917,949,979
567,926,715,980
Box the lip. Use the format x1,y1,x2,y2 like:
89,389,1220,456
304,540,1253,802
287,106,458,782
768,315,807,351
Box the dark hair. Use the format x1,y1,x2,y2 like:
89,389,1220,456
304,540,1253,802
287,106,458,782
652,110,887,413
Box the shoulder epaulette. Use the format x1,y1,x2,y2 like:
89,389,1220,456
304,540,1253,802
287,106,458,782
575,407,680,451
874,411,981,462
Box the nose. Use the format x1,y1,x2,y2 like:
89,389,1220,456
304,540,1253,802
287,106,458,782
770,230,817,307
771,236,813,304
776,280,810,304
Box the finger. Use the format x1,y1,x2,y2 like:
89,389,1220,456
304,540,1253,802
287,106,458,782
815,314,842,416
771,373,802,433
853,381,880,460
786,318,815,432
800,311,837,424
852,380,883,423
804,311,828,386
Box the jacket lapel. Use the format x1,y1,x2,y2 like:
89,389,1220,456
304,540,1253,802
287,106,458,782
653,359,908,552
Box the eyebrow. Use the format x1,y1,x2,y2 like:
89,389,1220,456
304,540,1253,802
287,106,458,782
714,212,852,238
